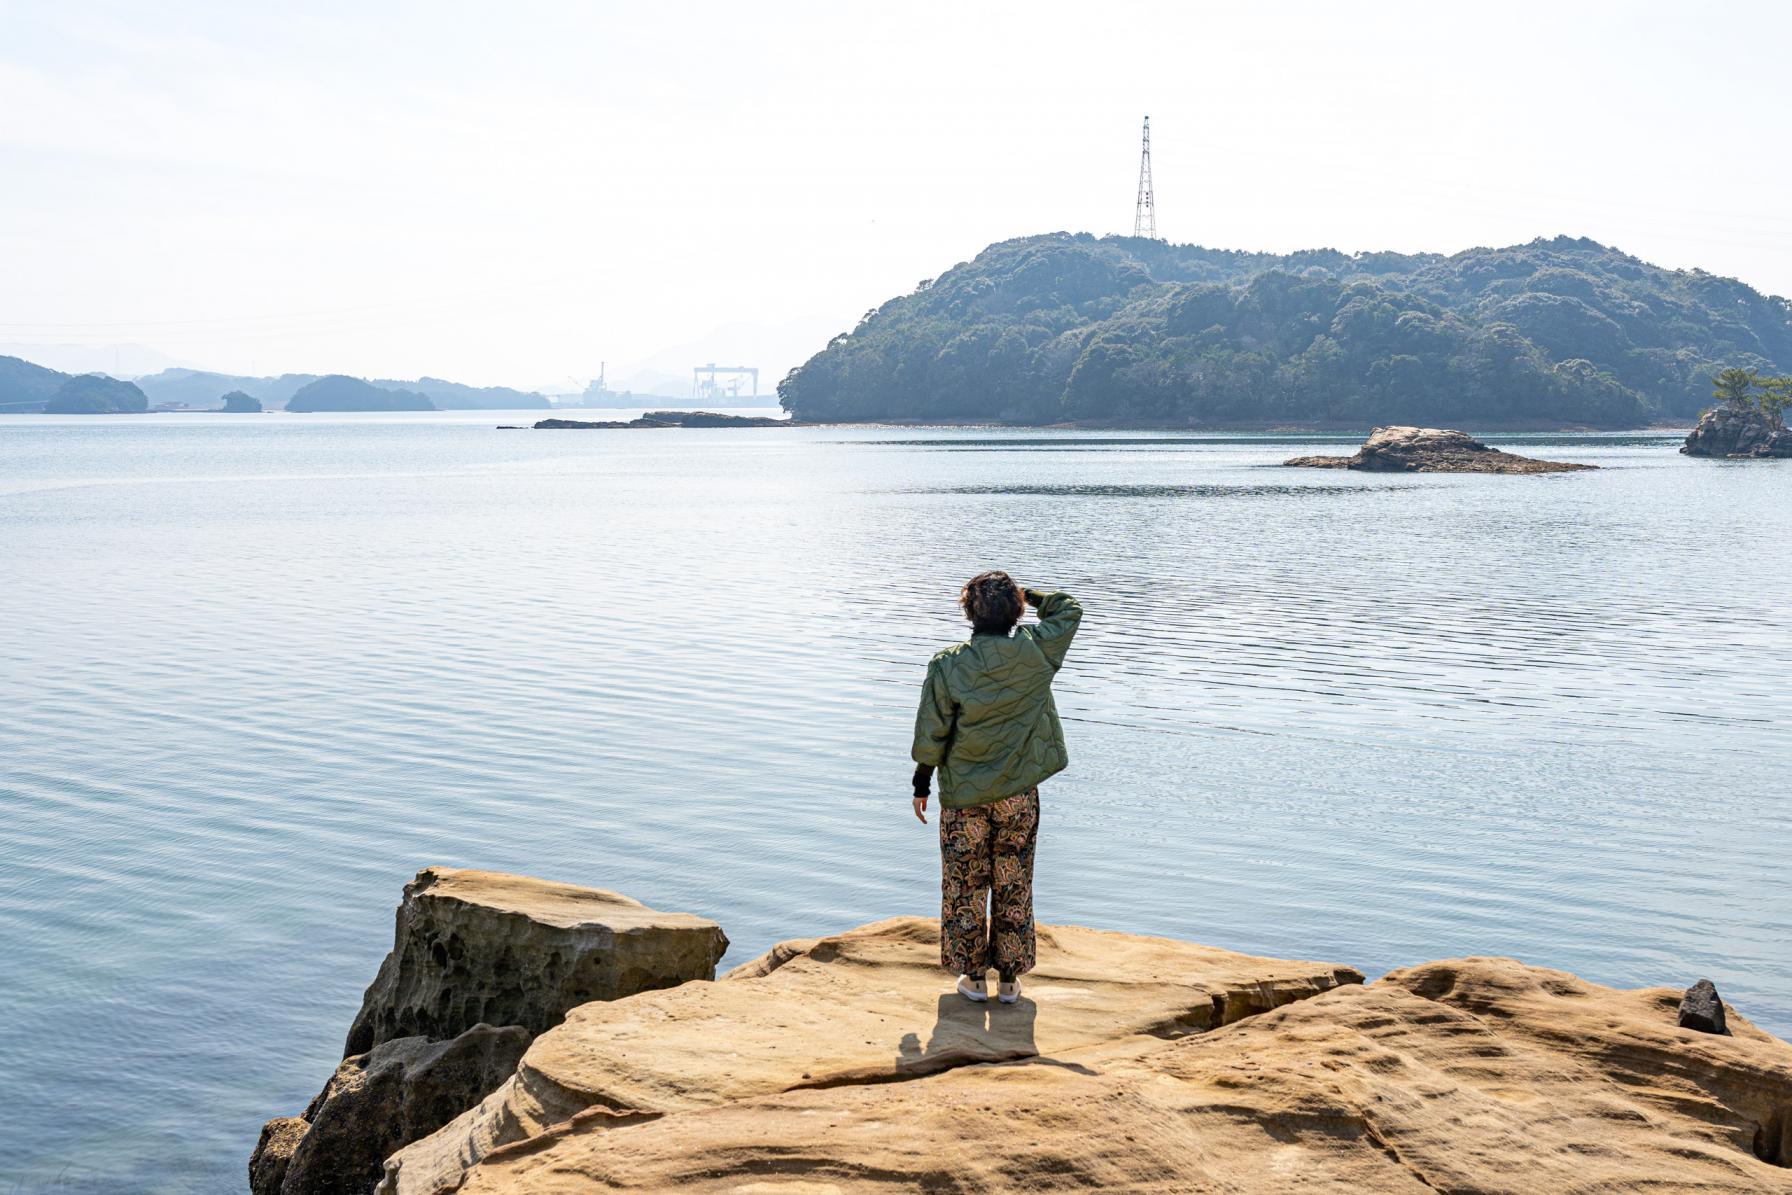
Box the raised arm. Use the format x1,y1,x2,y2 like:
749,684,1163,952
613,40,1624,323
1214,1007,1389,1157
1023,587,1082,671
911,656,956,768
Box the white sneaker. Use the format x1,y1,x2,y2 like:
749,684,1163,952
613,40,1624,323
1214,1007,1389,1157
998,978,1021,1004
956,974,988,1002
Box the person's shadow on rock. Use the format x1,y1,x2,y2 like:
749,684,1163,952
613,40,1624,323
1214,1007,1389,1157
898,992,1098,1078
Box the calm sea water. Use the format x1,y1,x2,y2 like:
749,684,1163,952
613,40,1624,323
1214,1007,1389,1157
2,411,1787,1192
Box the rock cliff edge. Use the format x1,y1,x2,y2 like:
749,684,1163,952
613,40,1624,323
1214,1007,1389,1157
258,871,1792,1194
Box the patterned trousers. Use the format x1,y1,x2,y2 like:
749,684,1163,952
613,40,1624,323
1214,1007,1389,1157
939,786,1039,979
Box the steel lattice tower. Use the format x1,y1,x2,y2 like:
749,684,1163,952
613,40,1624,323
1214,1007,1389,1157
1133,116,1158,240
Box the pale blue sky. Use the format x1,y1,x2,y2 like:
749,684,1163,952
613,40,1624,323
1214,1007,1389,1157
2,1,1789,388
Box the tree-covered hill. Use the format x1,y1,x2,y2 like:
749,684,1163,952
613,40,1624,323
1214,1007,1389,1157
43,374,149,414
133,369,322,409
134,369,548,410
286,375,435,412
777,234,1792,427
0,355,73,412
373,376,550,410
5,360,545,413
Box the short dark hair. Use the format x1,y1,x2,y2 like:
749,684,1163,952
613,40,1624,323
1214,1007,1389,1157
960,571,1023,635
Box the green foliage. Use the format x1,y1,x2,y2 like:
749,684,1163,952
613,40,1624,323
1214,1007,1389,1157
0,354,73,412
285,375,435,412
374,376,549,409
43,374,149,414
1709,367,1792,426
779,234,1792,426
1763,377,1792,425
1712,367,1758,408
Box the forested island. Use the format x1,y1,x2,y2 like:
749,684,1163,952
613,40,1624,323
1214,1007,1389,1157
777,234,1792,428
285,375,435,412
135,368,548,410
0,358,551,413
42,374,149,414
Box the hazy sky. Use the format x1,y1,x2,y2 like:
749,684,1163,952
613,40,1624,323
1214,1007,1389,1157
4,1,1790,390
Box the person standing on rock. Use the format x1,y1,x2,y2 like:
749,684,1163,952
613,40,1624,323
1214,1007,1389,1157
911,572,1082,1006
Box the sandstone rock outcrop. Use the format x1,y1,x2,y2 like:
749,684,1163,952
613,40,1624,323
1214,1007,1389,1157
381,916,1362,1194
1681,405,1792,458
446,956,1792,1194
346,867,729,1054
251,1025,528,1195
1285,425,1596,473
253,869,725,1195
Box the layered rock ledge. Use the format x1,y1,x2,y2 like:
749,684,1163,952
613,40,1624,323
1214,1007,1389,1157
1285,425,1596,473
257,872,1792,1194
450,956,1792,1194
346,867,728,1054
382,916,1361,1194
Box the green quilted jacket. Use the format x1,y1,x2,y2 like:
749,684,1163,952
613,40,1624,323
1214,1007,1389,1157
911,588,1083,809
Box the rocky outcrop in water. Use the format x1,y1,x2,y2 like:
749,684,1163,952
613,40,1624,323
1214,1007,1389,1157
251,1025,529,1195
345,867,727,1054
1284,425,1595,473
1681,406,1792,458
249,1117,309,1195
262,871,1792,1195
251,868,725,1195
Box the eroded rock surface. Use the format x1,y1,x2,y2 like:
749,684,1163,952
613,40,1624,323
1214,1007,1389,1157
1681,405,1792,458
383,916,1361,1194
254,868,725,1195
450,956,1792,1194
346,867,728,1054
248,1117,307,1195
1285,425,1595,473
250,1025,529,1195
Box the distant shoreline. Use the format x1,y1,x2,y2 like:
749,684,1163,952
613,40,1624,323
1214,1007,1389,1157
795,417,1692,434
0,407,1693,435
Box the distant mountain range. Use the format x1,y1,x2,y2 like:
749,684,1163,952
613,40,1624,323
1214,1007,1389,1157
777,234,1792,427
0,360,551,413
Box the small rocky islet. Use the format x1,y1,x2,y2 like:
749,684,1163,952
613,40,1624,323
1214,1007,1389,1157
1681,404,1792,458
1284,425,1597,474
252,867,1792,1194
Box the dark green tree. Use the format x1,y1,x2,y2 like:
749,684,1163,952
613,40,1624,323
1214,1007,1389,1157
1758,376,1792,426
1711,367,1759,409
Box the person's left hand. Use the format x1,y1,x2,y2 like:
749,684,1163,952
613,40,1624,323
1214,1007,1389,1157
912,795,928,824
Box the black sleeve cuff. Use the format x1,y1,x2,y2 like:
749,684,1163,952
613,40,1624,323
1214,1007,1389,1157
912,763,934,798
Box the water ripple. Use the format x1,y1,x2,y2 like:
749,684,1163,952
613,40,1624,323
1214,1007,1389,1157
0,418,1785,1192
